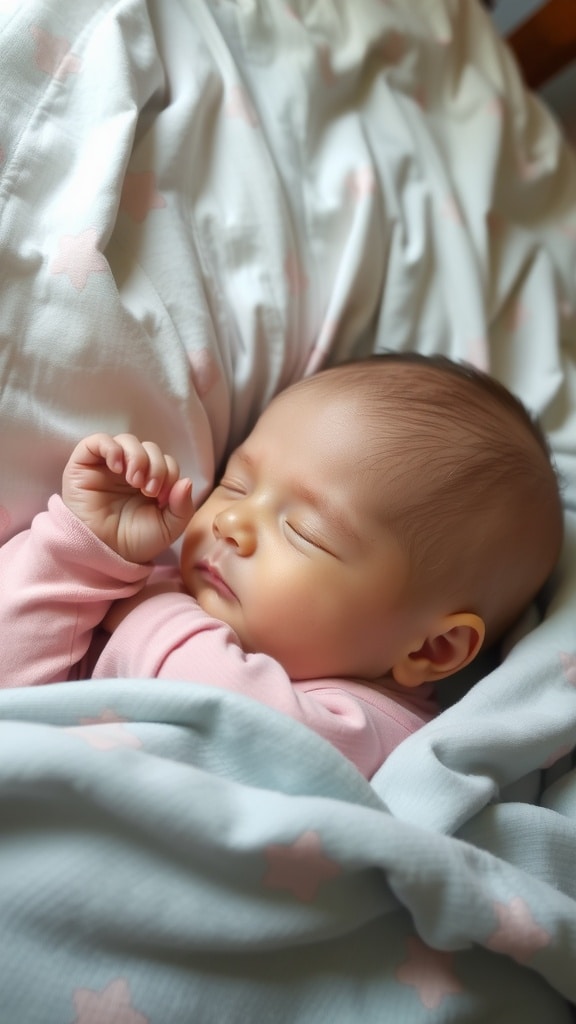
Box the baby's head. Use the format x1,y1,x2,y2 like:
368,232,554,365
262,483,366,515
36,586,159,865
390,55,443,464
307,354,563,641
181,353,563,686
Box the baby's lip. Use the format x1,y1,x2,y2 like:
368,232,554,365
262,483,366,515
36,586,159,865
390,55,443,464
195,559,237,600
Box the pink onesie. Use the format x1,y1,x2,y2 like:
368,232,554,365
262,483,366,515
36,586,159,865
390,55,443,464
0,497,438,778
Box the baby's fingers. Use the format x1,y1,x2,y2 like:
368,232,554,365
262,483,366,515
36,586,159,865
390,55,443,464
69,433,126,473
146,451,182,508
111,436,175,497
77,433,146,480
167,477,194,520
139,443,181,502
161,477,194,544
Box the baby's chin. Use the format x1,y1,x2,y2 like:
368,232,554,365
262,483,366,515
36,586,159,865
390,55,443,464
192,585,247,642
188,580,304,669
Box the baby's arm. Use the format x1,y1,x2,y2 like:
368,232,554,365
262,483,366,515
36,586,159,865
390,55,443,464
0,497,152,687
0,434,194,688
95,591,405,777
62,433,194,564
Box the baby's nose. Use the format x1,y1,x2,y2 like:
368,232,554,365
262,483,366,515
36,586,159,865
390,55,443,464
212,505,256,556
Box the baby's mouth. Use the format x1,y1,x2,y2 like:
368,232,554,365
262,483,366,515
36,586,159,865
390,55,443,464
195,560,237,601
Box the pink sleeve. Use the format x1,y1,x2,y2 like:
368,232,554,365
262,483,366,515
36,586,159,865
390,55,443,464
95,592,432,777
0,496,151,687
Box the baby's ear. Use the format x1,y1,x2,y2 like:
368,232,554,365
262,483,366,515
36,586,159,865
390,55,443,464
391,613,485,688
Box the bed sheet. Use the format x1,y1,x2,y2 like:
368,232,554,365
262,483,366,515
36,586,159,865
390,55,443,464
1,0,576,1021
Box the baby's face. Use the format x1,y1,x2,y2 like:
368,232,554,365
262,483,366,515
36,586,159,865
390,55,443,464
180,385,423,681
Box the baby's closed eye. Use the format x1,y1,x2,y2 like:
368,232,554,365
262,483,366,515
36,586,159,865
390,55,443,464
284,521,333,555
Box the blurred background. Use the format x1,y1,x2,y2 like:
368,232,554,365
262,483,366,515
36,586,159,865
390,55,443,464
492,0,576,144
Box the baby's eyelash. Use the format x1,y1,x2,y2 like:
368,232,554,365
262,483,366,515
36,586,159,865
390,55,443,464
219,479,246,495
286,522,310,542
286,522,328,553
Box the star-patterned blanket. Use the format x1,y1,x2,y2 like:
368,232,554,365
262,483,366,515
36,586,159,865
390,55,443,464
1,1,576,1022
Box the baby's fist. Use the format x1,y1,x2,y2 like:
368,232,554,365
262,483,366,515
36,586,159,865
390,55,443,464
62,433,194,563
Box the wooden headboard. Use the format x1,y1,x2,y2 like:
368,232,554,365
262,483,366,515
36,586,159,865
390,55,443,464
505,0,576,88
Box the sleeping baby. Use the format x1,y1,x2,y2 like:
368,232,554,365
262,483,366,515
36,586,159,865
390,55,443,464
0,353,563,778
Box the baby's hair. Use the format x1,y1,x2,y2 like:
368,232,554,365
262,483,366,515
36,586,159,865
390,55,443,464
285,352,563,642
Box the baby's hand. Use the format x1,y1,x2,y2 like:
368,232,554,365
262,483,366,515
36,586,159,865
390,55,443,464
62,433,194,563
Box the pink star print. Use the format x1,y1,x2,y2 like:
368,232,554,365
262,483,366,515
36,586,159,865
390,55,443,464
31,25,82,81
486,897,551,964
78,709,126,726
72,978,149,1024
560,652,576,687
225,85,259,126
66,718,142,752
120,171,166,223
303,316,339,376
442,195,464,225
486,95,505,119
412,85,428,111
189,347,221,398
436,27,452,47
284,3,300,20
381,30,406,65
506,299,528,333
486,209,503,236
516,153,542,182
395,937,462,1009
346,167,377,200
263,830,341,903
560,222,576,241
284,252,309,296
50,228,109,292
466,336,490,373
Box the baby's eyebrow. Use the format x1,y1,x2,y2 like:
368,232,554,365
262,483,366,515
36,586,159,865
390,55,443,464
292,481,361,544
233,447,360,543
227,448,253,475
232,448,252,465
